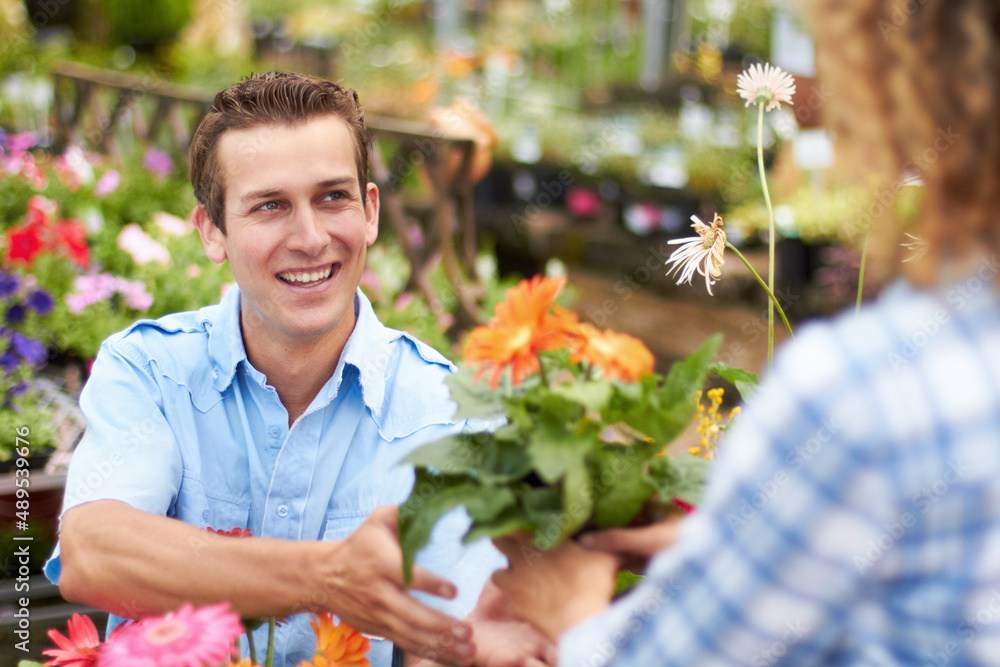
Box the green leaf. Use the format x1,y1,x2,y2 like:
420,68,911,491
591,445,658,528
646,454,712,506
463,507,535,543
560,459,594,537
18,662,46,667
615,570,645,595
526,394,587,482
399,471,516,584
521,487,565,549
618,335,722,445
660,334,723,406
445,366,505,421
551,379,614,414
402,433,531,483
709,362,760,401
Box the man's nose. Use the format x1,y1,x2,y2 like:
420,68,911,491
286,207,326,254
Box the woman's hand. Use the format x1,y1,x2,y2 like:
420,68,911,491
578,515,683,573
490,534,618,641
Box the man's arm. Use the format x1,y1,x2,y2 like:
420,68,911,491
59,501,475,664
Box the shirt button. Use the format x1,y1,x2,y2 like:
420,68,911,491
270,427,280,437
202,510,210,522
277,505,289,517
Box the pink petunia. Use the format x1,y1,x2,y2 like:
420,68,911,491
152,211,191,237
95,170,121,198
117,224,170,266
65,274,153,314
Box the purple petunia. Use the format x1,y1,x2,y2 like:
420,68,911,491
0,351,19,371
11,332,46,367
26,289,54,315
0,273,20,299
143,147,174,177
5,303,25,323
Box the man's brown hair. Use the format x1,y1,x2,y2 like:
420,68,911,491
188,72,370,232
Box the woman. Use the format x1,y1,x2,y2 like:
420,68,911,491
492,1,1000,664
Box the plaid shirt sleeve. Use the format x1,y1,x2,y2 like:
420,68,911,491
560,278,1000,666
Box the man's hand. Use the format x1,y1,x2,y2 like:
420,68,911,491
323,506,474,665
490,534,618,641
577,515,683,573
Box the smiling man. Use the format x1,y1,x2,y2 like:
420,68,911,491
45,72,551,667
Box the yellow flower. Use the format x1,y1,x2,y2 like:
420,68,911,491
688,388,741,459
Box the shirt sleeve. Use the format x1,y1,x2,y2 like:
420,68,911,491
559,327,900,666
44,337,184,584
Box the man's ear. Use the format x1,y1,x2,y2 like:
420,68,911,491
192,205,227,264
364,182,379,247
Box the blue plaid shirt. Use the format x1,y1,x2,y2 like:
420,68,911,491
562,266,1000,666
46,287,504,667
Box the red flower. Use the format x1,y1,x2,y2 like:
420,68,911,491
26,195,58,226
6,221,47,266
208,526,253,538
670,497,696,514
42,612,101,667
5,197,91,268
54,219,91,268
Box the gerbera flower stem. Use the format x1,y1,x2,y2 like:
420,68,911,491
537,353,549,386
756,103,778,367
726,242,794,339
856,226,871,313
247,629,257,665
266,617,276,667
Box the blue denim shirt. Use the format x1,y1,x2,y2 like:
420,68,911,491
45,287,504,666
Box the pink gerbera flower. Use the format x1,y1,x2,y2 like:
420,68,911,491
737,63,796,111
98,603,243,667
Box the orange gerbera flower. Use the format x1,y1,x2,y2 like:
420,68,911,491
570,323,655,382
463,275,577,388
296,614,370,667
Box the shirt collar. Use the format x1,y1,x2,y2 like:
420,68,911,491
207,286,393,415
331,288,394,416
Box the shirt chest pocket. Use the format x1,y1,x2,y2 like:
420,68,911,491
321,512,369,542
172,472,251,532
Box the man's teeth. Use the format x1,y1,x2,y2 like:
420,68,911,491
279,267,332,283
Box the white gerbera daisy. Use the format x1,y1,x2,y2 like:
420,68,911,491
666,214,728,295
737,63,796,111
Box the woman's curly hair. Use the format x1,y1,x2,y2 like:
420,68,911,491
798,0,1000,284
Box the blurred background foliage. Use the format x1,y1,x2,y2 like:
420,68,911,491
0,0,896,458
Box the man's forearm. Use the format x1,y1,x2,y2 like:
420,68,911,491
58,500,331,619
